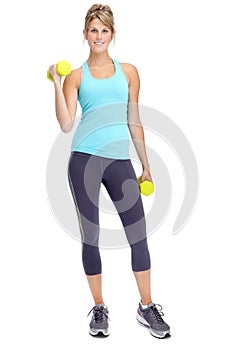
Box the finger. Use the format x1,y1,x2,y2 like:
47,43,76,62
141,174,153,183
140,174,147,182
48,65,54,76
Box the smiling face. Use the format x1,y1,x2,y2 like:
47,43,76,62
84,18,113,53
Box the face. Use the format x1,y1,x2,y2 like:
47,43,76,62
84,18,113,52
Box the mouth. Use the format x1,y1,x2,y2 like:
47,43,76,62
94,42,105,46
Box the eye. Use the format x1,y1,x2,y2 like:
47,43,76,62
102,29,109,33
91,29,97,33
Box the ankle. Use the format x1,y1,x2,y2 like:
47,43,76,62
141,299,152,306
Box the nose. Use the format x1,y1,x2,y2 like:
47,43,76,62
96,31,102,40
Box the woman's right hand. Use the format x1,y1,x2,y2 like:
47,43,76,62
48,64,61,85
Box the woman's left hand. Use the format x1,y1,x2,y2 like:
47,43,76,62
139,168,153,183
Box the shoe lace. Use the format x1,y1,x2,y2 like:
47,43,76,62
150,304,165,323
87,306,110,323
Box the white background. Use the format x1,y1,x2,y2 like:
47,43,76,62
1,0,245,349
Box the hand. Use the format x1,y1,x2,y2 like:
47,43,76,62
139,168,153,183
48,64,61,84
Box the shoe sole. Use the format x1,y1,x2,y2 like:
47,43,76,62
89,328,110,337
136,312,171,339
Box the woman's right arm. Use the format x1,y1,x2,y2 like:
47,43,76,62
49,65,81,133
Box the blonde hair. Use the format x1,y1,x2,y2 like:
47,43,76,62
84,4,115,36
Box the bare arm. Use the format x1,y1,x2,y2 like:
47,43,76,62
122,64,153,182
49,65,80,133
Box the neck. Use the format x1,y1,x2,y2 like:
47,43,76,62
87,51,112,66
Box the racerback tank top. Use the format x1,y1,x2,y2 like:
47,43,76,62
71,58,130,159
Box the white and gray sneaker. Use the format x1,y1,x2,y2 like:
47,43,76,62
87,304,110,337
136,302,171,338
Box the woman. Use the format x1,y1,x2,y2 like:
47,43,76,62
49,3,170,339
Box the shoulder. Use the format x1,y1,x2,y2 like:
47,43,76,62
63,66,82,90
119,63,139,76
118,63,140,85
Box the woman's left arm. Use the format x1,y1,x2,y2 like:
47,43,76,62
122,63,153,183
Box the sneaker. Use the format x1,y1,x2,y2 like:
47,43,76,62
87,304,110,337
136,302,171,338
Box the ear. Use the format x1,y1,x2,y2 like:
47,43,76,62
110,30,116,42
111,30,116,44
83,29,87,40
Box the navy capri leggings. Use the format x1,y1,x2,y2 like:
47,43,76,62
68,151,151,275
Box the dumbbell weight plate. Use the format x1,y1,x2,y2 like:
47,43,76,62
47,70,54,82
137,177,155,196
56,60,72,76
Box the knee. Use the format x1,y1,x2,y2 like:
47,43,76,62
82,243,101,275
131,238,151,272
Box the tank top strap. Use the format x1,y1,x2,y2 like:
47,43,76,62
81,60,90,79
112,59,126,80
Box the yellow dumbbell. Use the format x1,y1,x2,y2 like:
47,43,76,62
47,60,72,82
137,177,155,196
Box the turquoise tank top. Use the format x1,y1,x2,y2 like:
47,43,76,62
71,58,130,159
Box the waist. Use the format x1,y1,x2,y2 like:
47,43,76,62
81,101,128,120
71,124,130,159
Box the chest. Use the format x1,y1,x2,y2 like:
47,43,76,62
88,63,116,80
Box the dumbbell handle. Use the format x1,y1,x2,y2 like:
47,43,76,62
47,60,72,82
